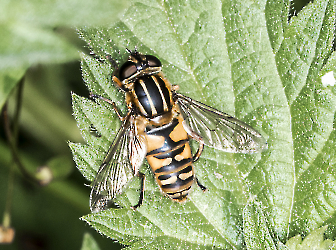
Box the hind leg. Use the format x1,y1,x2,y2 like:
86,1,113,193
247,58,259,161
196,177,207,192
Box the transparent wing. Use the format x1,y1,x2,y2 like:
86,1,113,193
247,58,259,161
90,116,147,212
175,93,267,153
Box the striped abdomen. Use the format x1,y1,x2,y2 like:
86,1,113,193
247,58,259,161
131,74,173,118
145,116,195,202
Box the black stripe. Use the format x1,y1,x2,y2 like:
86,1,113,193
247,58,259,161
158,165,193,180
166,185,192,195
134,77,153,116
147,140,188,156
161,175,194,189
154,144,185,159
154,158,192,174
148,76,165,114
156,76,171,112
146,118,188,156
134,75,169,117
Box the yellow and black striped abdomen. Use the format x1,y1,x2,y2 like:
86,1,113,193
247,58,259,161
145,116,195,202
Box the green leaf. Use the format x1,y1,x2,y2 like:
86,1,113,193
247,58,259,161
0,0,128,27
319,51,336,90
45,155,74,180
285,226,336,250
71,0,336,249
0,67,27,110
243,199,277,250
0,0,129,101
0,23,79,71
81,233,101,250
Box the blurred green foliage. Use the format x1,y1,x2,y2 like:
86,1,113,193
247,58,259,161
0,0,127,249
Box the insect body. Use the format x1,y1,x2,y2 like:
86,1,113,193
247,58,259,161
145,115,195,202
89,51,267,212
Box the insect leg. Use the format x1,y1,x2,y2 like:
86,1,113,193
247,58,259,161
189,132,207,192
172,85,180,91
192,141,204,162
185,128,205,162
112,76,124,89
181,119,205,162
105,54,119,71
89,124,102,137
89,93,126,121
131,172,146,210
89,52,119,71
196,177,207,192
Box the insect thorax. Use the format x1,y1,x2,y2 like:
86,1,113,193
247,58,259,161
129,73,173,118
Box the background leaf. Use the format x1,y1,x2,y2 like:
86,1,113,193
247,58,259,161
81,233,101,250
72,0,336,249
285,226,336,250
0,0,334,249
0,67,27,110
0,1,130,249
243,199,277,250
69,1,335,248
0,0,128,27
0,0,129,109
0,23,80,71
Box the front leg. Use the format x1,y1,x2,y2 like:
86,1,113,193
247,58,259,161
90,93,126,121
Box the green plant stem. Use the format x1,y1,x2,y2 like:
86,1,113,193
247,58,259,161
2,78,40,228
2,161,15,228
3,78,39,183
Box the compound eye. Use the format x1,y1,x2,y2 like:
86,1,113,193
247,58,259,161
146,55,162,67
119,61,137,81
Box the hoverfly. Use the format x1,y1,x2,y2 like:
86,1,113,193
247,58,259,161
89,50,267,212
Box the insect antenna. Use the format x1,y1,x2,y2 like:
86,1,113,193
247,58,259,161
89,93,127,121
105,54,119,71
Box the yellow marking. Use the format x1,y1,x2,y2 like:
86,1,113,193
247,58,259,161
131,90,148,116
160,74,174,106
169,192,188,202
181,190,190,196
179,171,193,180
139,79,157,116
136,101,148,116
112,76,123,88
169,116,188,142
174,155,184,161
159,175,177,186
161,178,194,193
174,143,192,162
162,158,172,166
150,159,191,175
152,75,168,111
177,197,188,202
130,55,139,63
145,134,165,152
146,155,168,172
172,85,180,91
169,193,181,199
181,143,192,159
